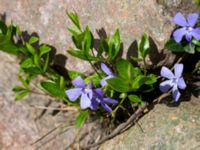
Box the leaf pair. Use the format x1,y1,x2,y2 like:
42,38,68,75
107,59,157,93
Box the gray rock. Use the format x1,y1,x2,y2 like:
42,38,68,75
0,0,198,149
100,96,200,150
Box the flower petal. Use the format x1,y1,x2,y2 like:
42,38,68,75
174,63,183,78
185,33,192,42
103,98,118,104
72,76,85,88
101,63,113,75
65,88,82,101
90,98,99,110
161,66,174,79
101,102,112,112
173,28,187,43
173,12,188,27
159,80,173,93
178,77,186,90
94,88,104,97
80,93,92,109
172,86,181,101
187,13,199,27
191,28,200,40
100,76,113,86
87,81,93,89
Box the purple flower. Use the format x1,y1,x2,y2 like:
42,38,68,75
100,63,114,86
173,12,200,43
160,64,186,101
90,88,118,112
66,76,93,109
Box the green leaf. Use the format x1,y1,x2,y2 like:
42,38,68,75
43,53,49,73
34,54,40,67
196,47,200,52
68,70,84,79
107,77,131,93
194,0,200,7
18,75,29,89
98,38,109,57
128,95,143,103
108,29,121,60
116,59,134,79
68,48,99,61
0,21,7,34
165,39,184,52
85,73,100,86
39,44,51,57
29,36,39,44
15,90,29,101
0,42,21,55
145,74,157,85
67,11,81,30
192,39,200,46
138,33,150,59
26,43,36,55
83,26,93,53
40,81,66,98
132,75,147,90
75,110,89,128
20,58,34,69
12,86,26,92
184,43,195,54
23,67,41,75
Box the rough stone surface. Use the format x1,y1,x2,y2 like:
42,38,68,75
0,0,199,149
100,96,200,150
0,0,193,72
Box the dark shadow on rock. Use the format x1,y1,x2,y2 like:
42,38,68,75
126,40,138,66
0,12,6,22
149,36,166,68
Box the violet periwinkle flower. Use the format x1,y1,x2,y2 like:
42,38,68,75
160,64,186,101
173,12,200,43
66,76,93,109
100,63,114,86
90,88,118,112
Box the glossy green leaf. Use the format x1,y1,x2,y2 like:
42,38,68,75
83,26,93,53
145,74,157,85
132,75,147,90
39,44,51,57
116,59,134,79
23,67,41,75
165,39,184,52
98,38,109,57
40,81,66,98
12,86,26,92
43,53,49,73
107,77,131,93
184,43,195,54
138,33,150,59
18,75,29,89
108,29,120,60
0,21,7,34
68,70,84,79
68,48,99,61
29,36,39,44
75,110,89,128
33,54,40,67
20,58,34,69
26,43,36,55
128,95,143,103
15,90,29,101
85,73,100,86
0,42,21,55
67,11,81,30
